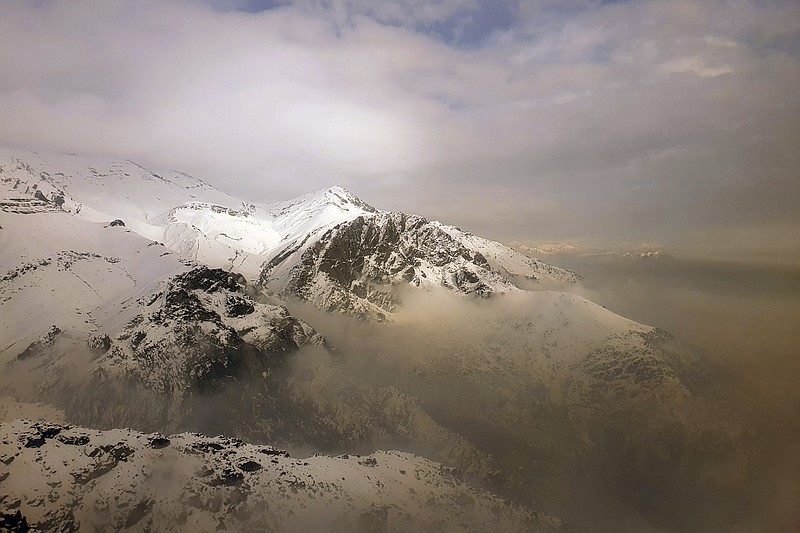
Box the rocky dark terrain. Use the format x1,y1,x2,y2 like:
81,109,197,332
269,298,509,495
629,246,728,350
272,211,519,319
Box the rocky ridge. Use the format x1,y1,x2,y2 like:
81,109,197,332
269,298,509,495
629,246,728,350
5,266,326,434
0,419,558,533
266,211,578,320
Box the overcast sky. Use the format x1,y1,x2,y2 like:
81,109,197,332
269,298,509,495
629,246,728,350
1,0,798,260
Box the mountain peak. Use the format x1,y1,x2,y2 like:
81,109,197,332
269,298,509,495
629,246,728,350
325,184,350,195
308,185,377,213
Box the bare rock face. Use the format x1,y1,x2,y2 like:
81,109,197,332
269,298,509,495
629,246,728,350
87,334,111,354
277,212,512,319
33,189,49,203
0,510,30,533
17,326,61,360
107,266,325,388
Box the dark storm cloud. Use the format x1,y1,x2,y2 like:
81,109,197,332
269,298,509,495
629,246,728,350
0,0,798,258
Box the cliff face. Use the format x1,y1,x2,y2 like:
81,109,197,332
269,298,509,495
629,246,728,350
281,212,523,319
4,266,325,436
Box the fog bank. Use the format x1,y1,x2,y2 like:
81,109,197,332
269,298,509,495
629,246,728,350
548,255,800,412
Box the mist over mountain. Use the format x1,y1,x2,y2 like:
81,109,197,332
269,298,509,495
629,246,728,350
1,147,796,532
516,246,800,532
1,0,798,529
524,249,800,407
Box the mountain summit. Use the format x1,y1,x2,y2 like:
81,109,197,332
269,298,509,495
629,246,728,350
298,184,377,213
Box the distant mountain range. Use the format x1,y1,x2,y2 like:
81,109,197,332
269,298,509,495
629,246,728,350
511,241,673,260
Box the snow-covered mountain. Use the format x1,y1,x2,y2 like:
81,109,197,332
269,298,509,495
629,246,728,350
0,147,577,320
0,417,558,532
0,146,752,532
0,147,374,280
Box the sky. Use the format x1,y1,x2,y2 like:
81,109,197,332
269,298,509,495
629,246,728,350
1,0,798,261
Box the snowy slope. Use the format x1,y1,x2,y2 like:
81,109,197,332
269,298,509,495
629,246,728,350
0,419,558,533
0,210,188,359
0,148,376,281
0,147,238,239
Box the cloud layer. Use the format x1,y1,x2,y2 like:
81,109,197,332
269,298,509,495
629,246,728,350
1,0,798,258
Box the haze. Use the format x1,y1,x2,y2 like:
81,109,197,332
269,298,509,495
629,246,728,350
1,0,798,260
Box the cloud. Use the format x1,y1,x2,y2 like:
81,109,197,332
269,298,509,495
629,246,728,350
705,35,737,48
0,0,798,258
658,56,733,78
312,0,480,28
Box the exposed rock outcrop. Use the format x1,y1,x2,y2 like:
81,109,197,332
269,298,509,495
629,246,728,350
277,212,517,319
